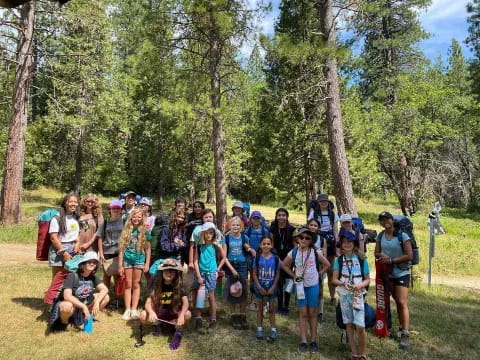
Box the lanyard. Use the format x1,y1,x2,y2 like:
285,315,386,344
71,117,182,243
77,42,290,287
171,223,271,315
298,248,311,276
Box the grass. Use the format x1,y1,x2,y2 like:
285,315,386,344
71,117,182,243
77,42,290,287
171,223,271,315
0,261,478,360
0,188,479,359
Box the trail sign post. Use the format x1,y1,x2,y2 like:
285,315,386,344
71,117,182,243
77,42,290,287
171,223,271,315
428,202,445,287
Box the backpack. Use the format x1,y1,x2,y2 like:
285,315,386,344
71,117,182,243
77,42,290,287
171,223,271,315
292,247,321,272
36,208,59,261
336,301,375,329
245,225,270,249
313,206,335,228
254,253,280,276
378,215,419,266
242,202,251,218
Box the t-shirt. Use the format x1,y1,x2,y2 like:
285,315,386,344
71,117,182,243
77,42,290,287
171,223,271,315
63,272,102,303
252,254,278,289
333,254,369,296
145,215,156,231
307,209,339,232
152,284,188,311
124,229,152,263
198,244,218,274
78,215,98,251
377,232,411,278
48,215,80,243
244,226,269,251
288,247,320,287
96,218,124,255
226,234,247,263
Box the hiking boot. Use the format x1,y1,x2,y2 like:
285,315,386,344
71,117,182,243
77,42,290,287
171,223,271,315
298,342,308,353
256,328,264,340
195,317,206,334
310,342,319,353
239,313,249,330
267,328,277,342
318,313,325,323
399,332,410,349
207,319,216,333
231,314,242,330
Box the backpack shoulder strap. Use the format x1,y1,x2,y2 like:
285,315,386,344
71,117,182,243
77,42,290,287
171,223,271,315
377,230,385,251
359,257,365,280
337,255,344,279
274,255,280,272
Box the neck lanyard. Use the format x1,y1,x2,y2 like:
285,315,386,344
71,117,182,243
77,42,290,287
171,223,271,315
298,248,311,276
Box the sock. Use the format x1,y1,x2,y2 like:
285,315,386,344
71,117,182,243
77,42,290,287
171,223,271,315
319,298,324,314
257,326,263,332
401,329,409,335
210,316,216,322
169,329,183,350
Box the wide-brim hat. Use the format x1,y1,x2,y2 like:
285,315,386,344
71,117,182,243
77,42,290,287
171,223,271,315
337,229,359,248
293,227,316,239
250,210,262,219
158,258,184,272
340,214,353,223
78,251,99,265
199,222,217,233
316,194,329,202
224,275,247,304
139,197,153,207
232,201,244,210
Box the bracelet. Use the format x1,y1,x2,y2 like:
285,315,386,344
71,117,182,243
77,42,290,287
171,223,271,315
390,257,394,264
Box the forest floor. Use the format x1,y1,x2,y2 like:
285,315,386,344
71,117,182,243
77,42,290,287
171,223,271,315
0,189,479,359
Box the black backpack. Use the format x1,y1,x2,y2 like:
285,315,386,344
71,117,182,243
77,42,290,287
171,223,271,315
378,215,419,266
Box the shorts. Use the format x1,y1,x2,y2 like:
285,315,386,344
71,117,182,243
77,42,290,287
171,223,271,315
123,258,145,270
155,308,178,322
296,284,319,308
391,274,410,288
193,272,217,293
339,293,365,328
224,260,248,278
48,241,76,267
253,283,277,301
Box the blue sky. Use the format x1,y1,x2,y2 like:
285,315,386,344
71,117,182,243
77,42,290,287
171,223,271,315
253,0,473,61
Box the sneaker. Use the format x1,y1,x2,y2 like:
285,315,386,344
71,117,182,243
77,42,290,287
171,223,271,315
207,319,217,334
231,314,242,330
122,309,131,320
239,314,249,330
298,342,308,353
256,328,264,340
130,309,140,320
267,329,277,342
399,332,410,349
195,318,206,334
310,342,319,353
318,313,325,322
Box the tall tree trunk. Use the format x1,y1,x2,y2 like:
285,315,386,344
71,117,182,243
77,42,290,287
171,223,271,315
0,1,35,224
205,175,214,204
73,127,83,195
209,25,227,230
317,0,357,216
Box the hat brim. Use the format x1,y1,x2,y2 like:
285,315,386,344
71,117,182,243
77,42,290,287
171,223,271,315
224,276,247,304
293,229,316,239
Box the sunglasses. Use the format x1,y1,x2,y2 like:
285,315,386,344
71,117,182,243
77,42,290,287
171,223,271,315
298,235,312,241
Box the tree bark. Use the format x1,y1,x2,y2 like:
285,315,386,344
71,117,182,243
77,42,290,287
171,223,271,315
317,0,357,216
209,18,227,230
73,127,83,195
0,1,35,224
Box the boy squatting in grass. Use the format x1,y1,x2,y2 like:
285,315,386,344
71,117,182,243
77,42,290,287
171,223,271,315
281,227,330,354
332,230,371,360
140,258,191,350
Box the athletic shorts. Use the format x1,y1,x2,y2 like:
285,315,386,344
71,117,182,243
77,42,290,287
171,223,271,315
253,283,277,301
48,241,76,267
296,284,319,308
193,272,217,293
339,293,365,328
123,258,145,270
391,274,410,288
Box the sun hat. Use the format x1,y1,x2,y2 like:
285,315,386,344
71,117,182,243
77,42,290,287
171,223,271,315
139,197,153,207
199,222,217,233
125,191,136,198
316,194,329,202
250,210,262,219
293,227,316,239
340,214,353,223
158,258,184,272
224,276,247,304
336,229,359,248
78,251,99,265
109,199,123,209
378,211,394,221
232,201,244,211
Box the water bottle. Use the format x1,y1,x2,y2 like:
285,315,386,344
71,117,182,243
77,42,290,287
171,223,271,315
196,284,206,309
83,314,93,334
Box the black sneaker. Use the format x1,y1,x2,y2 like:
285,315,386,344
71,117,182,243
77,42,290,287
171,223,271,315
195,318,206,334
298,342,308,353
310,342,319,353
207,319,216,334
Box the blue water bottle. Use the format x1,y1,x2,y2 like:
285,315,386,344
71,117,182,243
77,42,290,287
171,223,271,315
83,314,93,334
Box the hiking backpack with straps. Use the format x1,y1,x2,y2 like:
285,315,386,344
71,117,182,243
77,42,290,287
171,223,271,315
292,247,321,272
254,252,280,276
224,233,249,257
378,215,419,266
36,208,59,261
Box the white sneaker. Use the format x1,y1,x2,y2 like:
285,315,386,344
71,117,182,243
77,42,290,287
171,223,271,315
130,309,140,320
122,309,131,320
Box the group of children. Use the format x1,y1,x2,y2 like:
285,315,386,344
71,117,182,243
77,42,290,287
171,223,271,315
45,192,412,358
